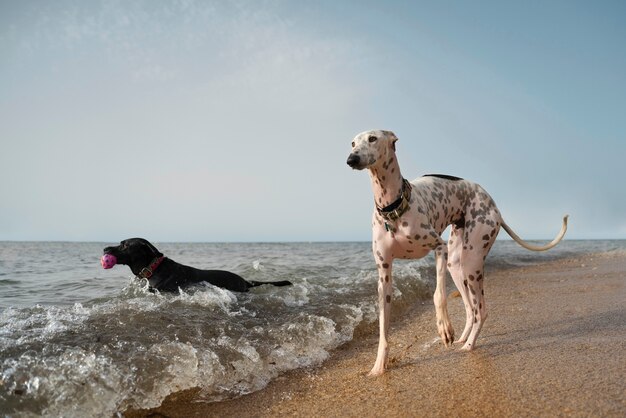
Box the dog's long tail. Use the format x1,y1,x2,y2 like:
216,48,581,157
248,280,293,288
501,215,568,251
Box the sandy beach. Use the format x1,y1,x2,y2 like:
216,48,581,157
125,250,626,417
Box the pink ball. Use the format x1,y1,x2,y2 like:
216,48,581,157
101,254,117,269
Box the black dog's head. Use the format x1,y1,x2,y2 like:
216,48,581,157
103,238,163,276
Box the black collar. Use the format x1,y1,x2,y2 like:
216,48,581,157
376,178,412,221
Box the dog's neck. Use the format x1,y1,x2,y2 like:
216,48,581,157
132,256,166,279
368,152,405,209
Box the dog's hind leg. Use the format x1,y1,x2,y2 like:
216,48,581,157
447,225,473,344
459,254,487,351
459,213,500,351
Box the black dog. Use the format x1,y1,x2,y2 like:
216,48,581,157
102,238,292,292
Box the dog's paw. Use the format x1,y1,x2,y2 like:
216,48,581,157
456,322,472,344
437,319,455,347
460,342,475,351
368,366,386,377
368,358,388,377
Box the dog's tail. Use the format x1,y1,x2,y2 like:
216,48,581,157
501,215,569,252
248,280,293,288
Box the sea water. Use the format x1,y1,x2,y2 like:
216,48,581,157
1,240,624,417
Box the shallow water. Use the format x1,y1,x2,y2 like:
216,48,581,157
1,240,624,416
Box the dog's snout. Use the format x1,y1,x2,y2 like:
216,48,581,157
347,153,361,168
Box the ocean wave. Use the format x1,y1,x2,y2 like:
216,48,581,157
0,266,402,415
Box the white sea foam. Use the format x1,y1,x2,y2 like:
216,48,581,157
174,284,238,310
2,347,125,418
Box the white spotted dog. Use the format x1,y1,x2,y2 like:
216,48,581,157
346,130,568,376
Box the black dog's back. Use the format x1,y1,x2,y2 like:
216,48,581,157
248,280,293,288
145,258,293,292
147,259,253,292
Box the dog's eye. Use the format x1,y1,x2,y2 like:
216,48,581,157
368,136,378,143
351,141,355,148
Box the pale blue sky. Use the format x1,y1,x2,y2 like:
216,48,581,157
1,0,624,242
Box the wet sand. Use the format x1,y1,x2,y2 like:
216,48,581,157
125,250,626,417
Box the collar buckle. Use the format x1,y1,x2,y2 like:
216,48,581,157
137,256,165,279
138,267,153,279
377,179,412,222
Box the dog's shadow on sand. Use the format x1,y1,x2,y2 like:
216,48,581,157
480,307,626,357
385,307,625,374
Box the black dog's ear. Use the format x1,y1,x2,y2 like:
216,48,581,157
142,240,163,257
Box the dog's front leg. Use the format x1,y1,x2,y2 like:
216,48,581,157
369,260,393,376
434,243,454,346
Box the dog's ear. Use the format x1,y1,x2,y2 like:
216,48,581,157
383,131,398,151
141,239,163,257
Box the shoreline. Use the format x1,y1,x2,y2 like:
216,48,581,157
125,250,626,417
